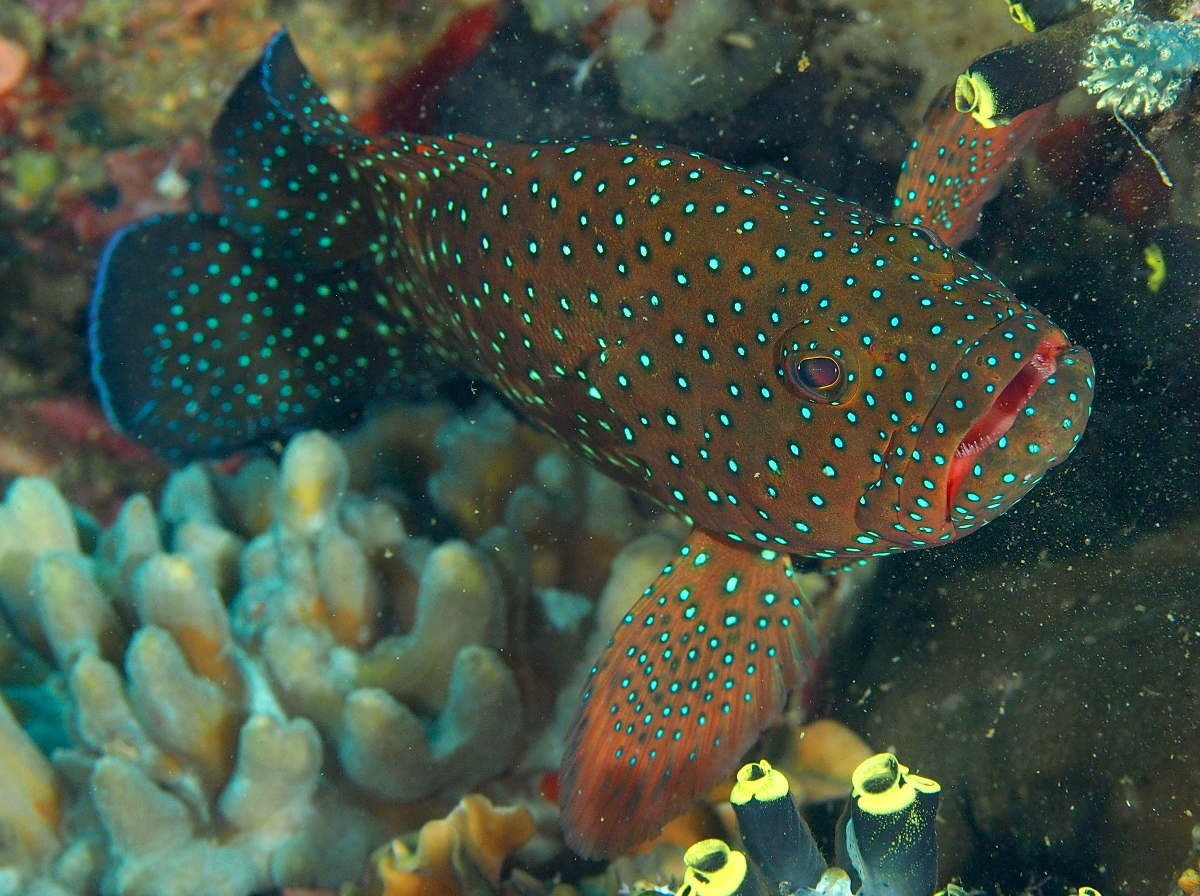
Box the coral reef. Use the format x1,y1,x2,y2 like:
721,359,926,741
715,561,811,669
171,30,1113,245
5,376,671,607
0,397,669,896
518,0,1026,128
1079,0,1200,116
45,0,475,144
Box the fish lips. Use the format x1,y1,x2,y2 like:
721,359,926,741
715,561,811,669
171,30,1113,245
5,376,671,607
882,312,1094,549
943,334,1093,537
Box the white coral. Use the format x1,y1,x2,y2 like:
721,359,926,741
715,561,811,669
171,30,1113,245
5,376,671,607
1080,11,1200,116
0,399,663,896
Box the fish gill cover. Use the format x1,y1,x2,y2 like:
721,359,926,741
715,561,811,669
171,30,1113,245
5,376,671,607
86,29,1094,860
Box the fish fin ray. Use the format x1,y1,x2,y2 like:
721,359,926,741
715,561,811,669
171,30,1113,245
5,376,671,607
211,30,382,264
893,88,1056,249
258,29,361,140
89,213,427,460
560,530,818,858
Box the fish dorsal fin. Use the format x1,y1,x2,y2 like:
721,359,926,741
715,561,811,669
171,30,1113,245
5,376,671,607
559,530,818,858
893,88,1056,249
211,30,382,265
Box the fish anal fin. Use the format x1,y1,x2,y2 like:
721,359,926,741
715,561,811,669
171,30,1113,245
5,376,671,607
893,87,1056,249
559,530,818,858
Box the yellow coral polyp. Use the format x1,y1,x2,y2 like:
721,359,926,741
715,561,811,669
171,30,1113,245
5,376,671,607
157,554,196,587
289,481,328,525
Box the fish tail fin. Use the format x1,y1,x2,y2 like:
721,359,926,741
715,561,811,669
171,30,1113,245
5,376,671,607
893,87,1057,249
559,531,819,858
211,29,383,264
89,30,433,460
89,213,418,461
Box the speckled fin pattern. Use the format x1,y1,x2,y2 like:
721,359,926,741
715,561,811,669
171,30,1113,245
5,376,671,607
893,90,1058,248
560,530,816,858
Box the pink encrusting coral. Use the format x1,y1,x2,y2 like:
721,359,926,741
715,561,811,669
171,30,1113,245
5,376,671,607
65,139,221,245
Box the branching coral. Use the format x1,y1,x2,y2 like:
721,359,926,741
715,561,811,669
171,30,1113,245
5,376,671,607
0,398,668,896
1079,0,1200,116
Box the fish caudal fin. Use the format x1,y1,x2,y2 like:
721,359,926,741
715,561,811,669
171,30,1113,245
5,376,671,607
89,214,413,460
560,531,818,858
893,88,1057,249
89,30,424,460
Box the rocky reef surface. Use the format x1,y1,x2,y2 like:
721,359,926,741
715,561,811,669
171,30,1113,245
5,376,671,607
825,513,1200,896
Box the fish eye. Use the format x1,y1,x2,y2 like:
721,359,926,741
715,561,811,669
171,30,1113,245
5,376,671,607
787,354,845,402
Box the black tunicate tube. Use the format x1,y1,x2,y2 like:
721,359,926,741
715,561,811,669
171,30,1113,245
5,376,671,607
1002,0,1086,33
731,760,827,893
955,14,1102,127
679,840,765,896
835,753,941,896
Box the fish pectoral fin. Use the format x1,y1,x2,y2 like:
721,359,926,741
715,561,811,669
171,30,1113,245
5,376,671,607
892,86,1055,249
559,530,819,859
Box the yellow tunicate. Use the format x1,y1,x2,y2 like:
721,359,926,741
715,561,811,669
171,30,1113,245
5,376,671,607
1006,0,1038,31
851,752,940,817
681,840,749,896
1144,242,1167,293
731,759,790,805
955,71,1000,129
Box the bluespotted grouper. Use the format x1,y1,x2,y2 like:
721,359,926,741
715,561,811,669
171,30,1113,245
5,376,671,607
89,32,1093,858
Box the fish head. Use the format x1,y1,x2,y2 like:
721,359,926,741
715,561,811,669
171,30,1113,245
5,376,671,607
771,220,1093,556
903,304,1094,546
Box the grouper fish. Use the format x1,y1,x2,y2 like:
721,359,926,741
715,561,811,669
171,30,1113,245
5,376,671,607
89,31,1094,858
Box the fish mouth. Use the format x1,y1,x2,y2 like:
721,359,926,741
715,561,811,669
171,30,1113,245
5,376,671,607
873,311,1094,550
945,336,1066,515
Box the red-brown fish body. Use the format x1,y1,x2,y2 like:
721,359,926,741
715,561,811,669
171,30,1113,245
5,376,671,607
89,34,1094,858
351,135,1088,560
